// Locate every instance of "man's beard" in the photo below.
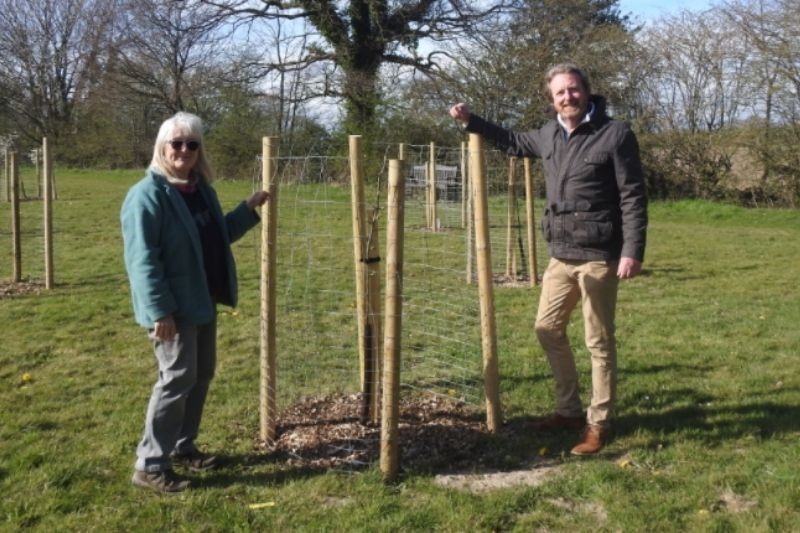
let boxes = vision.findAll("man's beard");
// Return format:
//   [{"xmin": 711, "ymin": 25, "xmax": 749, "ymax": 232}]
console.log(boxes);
[{"xmin": 559, "ymin": 104, "xmax": 584, "ymax": 119}]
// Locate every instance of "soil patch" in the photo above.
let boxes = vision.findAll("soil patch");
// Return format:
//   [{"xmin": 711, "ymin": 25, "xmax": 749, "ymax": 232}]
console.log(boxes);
[
  {"xmin": 0, "ymin": 280, "xmax": 44, "ymax": 299},
  {"xmin": 493, "ymin": 273, "xmax": 537, "ymax": 288},
  {"xmin": 434, "ymin": 461, "xmax": 563, "ymax": 492}
]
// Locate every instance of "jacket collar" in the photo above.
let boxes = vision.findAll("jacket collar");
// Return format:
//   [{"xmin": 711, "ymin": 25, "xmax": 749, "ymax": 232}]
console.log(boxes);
[
  {"xmin": 553, "ymin": 95, "xmax": 609, "ymax": 138},
  {"xmin": 548, "ymin": 95, "xmax": 608, "ymax": 123},
  {"xmin": 557, "ymin": 101, "xmax": 596, "ymax": 131},
  {"xmin": 149, "ymin": 169, "xmax": 204, "ymax": 265},
  {"xmin": 587, "ymin": 95, "xmax": 608, "ymax": 125}
]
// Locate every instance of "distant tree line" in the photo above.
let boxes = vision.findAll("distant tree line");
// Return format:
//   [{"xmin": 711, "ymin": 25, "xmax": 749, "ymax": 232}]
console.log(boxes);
[{"xmin": 0, "ymin": 0, "xmax": 797, "ymax": 205}]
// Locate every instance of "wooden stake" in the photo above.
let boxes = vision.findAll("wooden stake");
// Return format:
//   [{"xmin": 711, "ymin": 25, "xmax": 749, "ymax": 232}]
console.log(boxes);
[
  {"xmin": 4, "ymin": 149, "xmax": 9, "ymax": 202},
  {"xmin": 461, "ymin": 141, "xmax": 468, "ymax": 228},
  {"xmin": 466, "ymin": 142, "xmax": 474, "ymax": 285},
  {"xmin": 365, "ymin": 209, "xmax": 382, "ymax": 424},
  {"xmin": 43, "ymin": 139, "xmax": 54, "ymax": 289},
  {"xmin": 469, "ymin": 134, "xmax": 502, "ymax": 433},
  {"xmin": 260, "ymin": 136, "xmax": 279, "ymax": 446},
  {"xmin": 10, "ymin": 152, "xmax": 21, "ymax": 282},
  {"xmin": 428, "ymin": 142, "xmax": 437, "ymax": 231},
  {"xmin": 524, "ymin": 158, "xmax": 539, "ymax": 286},
  {"xmin": 349, "ymin": 135, "xmax": 368, "ymax": 393},
  {"xmin": 381, "ymin": 159, "xmax": 404, "ymax": 482},
  {"xmin": 35, "ymin": 149, "xmax": 42, "ymax": 199},
  {"xmin": 506, "ymin": 157, "xmax": 517, "ymax": 278}
]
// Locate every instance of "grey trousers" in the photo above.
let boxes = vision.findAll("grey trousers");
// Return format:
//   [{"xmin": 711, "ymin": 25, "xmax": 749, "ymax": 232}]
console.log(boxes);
[{"xmin": 134, "ymin": 314, "xmax": 217, "ymax": 472}]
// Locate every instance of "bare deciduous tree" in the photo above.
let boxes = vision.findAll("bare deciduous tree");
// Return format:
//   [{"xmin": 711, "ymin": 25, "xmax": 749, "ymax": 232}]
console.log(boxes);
[
  {"xmin": 202, "ymin": 0, "xmax": 514, "ymax": 133},
  {"xmin": 433, "ymin": 0, "xmax": 637, "ymax": 128},
  {"xmin": 637, "ymin": 9, "xmax": 750, "ymax": 133},
  {"xmin": 723, "ymin": 0, "xmax": 800, "ymax": 202},
  {"xmin": 111, "ymin": 0, "xmax": 237, "ymax": 115},
  {"xmin": 0, "ymin": 0, "xmax": 116, "ymax": 143},
  {"xmin": 723, "ymin": 0, "xmax": 800, "ymax": 123}
]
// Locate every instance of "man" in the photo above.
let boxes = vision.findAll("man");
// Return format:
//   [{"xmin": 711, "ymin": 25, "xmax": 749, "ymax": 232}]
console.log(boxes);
[{"xmin": 450, "ymin": 63, "xmax": 647, "ymax": 455}]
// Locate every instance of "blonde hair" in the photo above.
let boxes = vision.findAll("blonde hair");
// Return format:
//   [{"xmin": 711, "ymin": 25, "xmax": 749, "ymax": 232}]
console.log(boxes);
[{"xmin": 150, "ymin": 111, "xmax": 214, "ymax": 182}]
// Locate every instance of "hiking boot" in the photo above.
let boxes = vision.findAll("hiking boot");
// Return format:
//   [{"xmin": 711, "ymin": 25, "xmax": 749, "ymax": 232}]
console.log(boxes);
[
  {"xmin": 131, "ymin": 469, "xmax": 190, "ymax": 493},
  {"xmin": 171, "ymin": 449, "xmax": 219, "ymax": 472},
  {"xmin": 533, "ymin": 413, "xmax": 586, "ymax": 432},
  {"xmin": 570, "ymin": 425, "xmax": 608, "ymax": 456}
]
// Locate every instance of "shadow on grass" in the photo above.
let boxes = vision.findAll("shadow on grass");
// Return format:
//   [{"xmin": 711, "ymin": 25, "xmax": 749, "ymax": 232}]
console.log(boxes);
[
  {"xmin": 193, "ymin": 452, "xmax": 325, "ymax": 489},
  {"xmin": 615, "ymin": 400, "xmax": 800, "ymax": 444},
  {"xmin": 637, "ymin": 265, "xmax": 710, "ymax": 282},
  {"xmin": 196, "ymin": 418, "xmax": 538, "ymax": 487},
  {"xmin": 622, "ymin": 361, "xmax": 715, "ymax": 375},
  {"xmin": 491, "ymin": 393, "xmax": 800, "ymax": 470},
  {"xmin": 195, "ymin": 379, "xmax": 800, "ymax": 488},
  {"xmin": 614, "ymin": 363, "xmax": 800, "ymax": 444}
]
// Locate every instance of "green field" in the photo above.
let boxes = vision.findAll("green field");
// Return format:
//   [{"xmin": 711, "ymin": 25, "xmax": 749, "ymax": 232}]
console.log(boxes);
[{"xmin": 1, "ymin": 168, "xmax": 799, "ymax": 531}]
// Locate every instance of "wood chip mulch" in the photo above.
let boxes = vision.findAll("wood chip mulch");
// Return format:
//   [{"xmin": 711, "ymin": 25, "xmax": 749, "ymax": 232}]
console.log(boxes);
[
  {"xmin": 0, "ymin": 280, "xmax": 44, "ymax": 299},
  {"xmin": 266, "ymin": 392, "xmax": 490, "ymax": 472},
  {"xmin": 492, "ymin": 273, "xmax": 536, "ymax": 288}
]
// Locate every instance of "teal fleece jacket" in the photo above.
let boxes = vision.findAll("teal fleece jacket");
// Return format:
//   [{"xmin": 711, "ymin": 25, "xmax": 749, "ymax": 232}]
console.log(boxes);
[{"xmin": 121, "ymin": 170, "xmax": 260, "ymax": 328}]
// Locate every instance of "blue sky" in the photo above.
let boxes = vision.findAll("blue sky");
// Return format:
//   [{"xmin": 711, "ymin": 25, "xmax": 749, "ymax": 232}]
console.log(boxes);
[{"xmin": 618, "ymin": 0, "xmax": 716, "ymax": 23}]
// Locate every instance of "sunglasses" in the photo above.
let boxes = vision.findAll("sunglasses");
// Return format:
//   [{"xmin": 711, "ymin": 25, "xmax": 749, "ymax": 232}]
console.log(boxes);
[{"xmin": 167, "ymin": 139, "xmax": 200, "ymax": 151}]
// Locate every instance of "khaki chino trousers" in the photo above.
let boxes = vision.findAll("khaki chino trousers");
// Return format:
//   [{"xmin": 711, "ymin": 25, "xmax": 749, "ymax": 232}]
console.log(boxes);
[{"xmin": 535, "ymin": 258, "xmax": 619, "ymax": 428}]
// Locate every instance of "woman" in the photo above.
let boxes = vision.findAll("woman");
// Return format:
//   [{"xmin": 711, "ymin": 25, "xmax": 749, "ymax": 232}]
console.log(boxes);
[{"xmin": 121, "ymin": 111, "xmax": 268, "ymax": 493}]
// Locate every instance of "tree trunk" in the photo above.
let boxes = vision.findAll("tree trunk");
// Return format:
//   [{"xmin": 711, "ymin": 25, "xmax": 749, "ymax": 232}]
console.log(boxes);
[{"xmin": 343, "ymin": 66, "xmax": 380, "ymax": 134}]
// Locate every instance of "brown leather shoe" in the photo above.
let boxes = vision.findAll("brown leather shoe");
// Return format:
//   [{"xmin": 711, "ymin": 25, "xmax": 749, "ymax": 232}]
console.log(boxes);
[
  {"xmin": 171, "ymin": 449, "xmax": 219, "ymax": 472},
  {"xmin": 131, "ymin": 468, "xmax": 190, "ymax": 493},
  {"xmin": 533, "ymin": 413, "xmax": 586, "ymax": 431},
  {"xmin": 570, "ymin": 425, "xmax": 608, "ymax": 456}
]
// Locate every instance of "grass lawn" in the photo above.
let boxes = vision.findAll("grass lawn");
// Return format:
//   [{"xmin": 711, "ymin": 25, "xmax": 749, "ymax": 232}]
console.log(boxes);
[{"xmin": 1, "ymin": 167, "xmax": 798, "ymax": 531}]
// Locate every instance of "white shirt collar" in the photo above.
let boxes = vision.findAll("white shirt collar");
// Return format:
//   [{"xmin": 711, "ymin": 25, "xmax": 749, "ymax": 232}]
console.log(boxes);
[{"xmin": 557, "ymin": 101, "xmax": 595, "ymax": 131}]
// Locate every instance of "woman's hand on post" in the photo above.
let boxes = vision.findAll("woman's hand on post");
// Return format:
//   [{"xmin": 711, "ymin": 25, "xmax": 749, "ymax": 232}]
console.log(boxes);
[{"xmin": 246, "ymin": 191, "xmax": 270, "ymax": 210}]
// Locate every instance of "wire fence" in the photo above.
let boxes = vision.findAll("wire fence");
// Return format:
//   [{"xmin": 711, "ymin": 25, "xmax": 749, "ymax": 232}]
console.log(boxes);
[{"xmin": 252, "ymin": 140, "xmax": 551, "ymax": 471}]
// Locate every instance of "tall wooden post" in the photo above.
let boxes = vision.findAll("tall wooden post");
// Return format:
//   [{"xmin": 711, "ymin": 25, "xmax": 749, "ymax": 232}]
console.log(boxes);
[
  {"xmin": 43, "ymin": 139, "xmax": 54, "ymax": 289},
  {"xmin": 4, "ymin": 148, "xmax": 9, "ymax": 202},
  {"xmin": 469, "ymin": 134, "xmax": 502, "ymax": 433},
  {"xmin": 381, "ymin": 159, "xmax": 404, "ymax": 482},
  {"xmin": 505, "ymin": 157, "xmax": 518, "ymax": 278},
  {"xmin": 364, "ymin": 209, "xmax": 382, "ymax": 424},
  {"xmin": 35, "ymin": 149, "xmax": 42, "ymax": 199},
  {"xmin": 466, "ymin": 141, "xmax": 474, "ymax": 284},
  {"xmin": 349, "ymin": 135, "xmax": 369, "ymax": 394},
  {"xmin": 10, "ymin": 152, "xmax": 21, "ymax": 282},
  {"xmin": 426, "ymin": 143, "xmax": 431, "ymax": 229},
  {"xmin": 260, "ymin": 136, "xmax": 279, "ymax": 446},
  {"xmin": 461, "ymin": 141, "xmax": 468, "ymax": 228},
  {"xmin": 524, "ymin": 158, "xmax": 539, "ymax": 286},
  {"xmin": 428, "ymin": 142, "xmax": 437, "ymax": 231},
  {"xmin": 51, "ymin": 168, "xmax": 57, "ymax": 201}
]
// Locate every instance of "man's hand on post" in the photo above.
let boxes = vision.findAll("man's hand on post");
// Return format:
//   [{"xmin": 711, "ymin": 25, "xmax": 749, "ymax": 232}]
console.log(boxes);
[{"xmin": 449, "ymin": 103, "xmax": 471, "ymax": 125}]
